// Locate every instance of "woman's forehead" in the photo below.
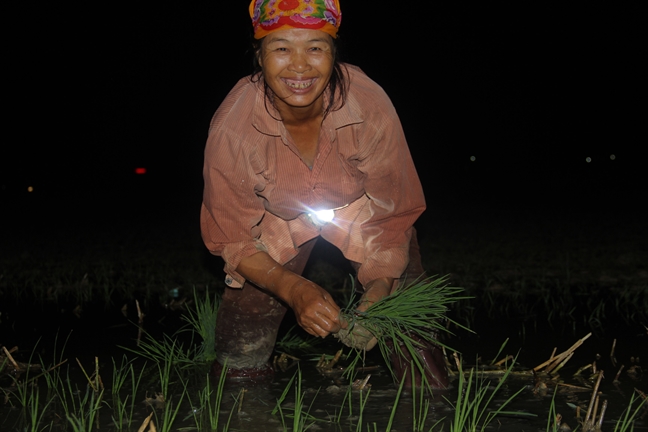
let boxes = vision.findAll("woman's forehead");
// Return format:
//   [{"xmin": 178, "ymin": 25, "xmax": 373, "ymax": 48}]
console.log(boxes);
[{"xmin": 264, "ymin": 28, "xmax": 333, "ymax": 44}]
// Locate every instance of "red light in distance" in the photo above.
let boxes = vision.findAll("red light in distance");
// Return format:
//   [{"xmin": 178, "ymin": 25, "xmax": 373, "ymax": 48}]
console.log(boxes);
[{"xmin": 135, "ymin": 167, "xmax": 147, "ymax": 174}]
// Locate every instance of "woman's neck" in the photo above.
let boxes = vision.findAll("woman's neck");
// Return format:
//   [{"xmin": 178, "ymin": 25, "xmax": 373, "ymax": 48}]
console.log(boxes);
[{"xmin": 273, "ymin": 94, "xmax": 325, "ymax": 127}]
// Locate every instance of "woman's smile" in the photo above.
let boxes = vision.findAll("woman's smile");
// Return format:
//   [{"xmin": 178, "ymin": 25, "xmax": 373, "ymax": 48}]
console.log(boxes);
[{"xmin": 282, "ymin": 77, "xmax": 318, "ymax": 91}]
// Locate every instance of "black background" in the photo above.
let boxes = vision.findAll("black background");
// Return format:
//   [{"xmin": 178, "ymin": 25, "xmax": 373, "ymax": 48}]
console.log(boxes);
[{"xmin": 2, "ymin": 2, "xmax": 644, "ymax": 225}]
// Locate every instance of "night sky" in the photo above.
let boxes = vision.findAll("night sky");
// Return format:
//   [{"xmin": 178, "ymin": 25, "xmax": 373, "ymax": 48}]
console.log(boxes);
[{"xmin": 2, "ymin": 2, "xmax": 644, "ymax": 225}]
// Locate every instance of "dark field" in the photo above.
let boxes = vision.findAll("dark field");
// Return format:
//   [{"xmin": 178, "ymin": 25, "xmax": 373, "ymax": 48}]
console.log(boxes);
[{"xmin": 1, "ymin": 178, "xmax": 646, "ymax": 431}]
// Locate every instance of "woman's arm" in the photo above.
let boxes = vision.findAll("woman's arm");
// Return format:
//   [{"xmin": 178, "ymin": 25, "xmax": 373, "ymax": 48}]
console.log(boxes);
[{"xmin": 236, "ymin": 251, "xmax": 344, "ymax": 338}]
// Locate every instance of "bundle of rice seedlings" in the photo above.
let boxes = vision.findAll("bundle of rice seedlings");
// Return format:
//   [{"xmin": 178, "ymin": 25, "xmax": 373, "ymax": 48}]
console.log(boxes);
[{"xmin": 337, "ymin": 275, "xmax": 470, "ymax": 384}]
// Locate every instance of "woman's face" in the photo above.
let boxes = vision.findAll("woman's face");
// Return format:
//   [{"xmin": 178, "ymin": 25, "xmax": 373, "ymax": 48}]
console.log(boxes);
[{"xmin": 259, "ymin": 28, "xmax": 334, "ymax": 116}]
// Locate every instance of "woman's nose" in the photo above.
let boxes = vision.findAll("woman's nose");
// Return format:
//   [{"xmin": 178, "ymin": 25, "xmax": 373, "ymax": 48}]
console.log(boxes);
[{"xmin": 288, "ymin": 51, "xmax": 311, "ymax": 72}]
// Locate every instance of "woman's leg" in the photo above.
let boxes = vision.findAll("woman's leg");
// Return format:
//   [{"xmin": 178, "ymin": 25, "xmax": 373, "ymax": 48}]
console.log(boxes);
[
  {"xmin": 351, "ymin": 227, "xmax": 449, "ymax": 389},
  {"xmin": 212, "ymin": 238, "xmax": 318, "ymax": 379},
  {"xmin": 390, "ymin": 227, "xmax": 449, "ymax": 389}
]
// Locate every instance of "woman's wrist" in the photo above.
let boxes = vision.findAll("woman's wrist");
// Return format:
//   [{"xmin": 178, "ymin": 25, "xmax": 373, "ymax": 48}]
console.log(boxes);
[
  {"xmin": 236, "ymin": 251, "xmax": 298, "ymax": 300},
  {"xmin": 357, "ymin": 277, "xmax": 393, "ymax": 312}
]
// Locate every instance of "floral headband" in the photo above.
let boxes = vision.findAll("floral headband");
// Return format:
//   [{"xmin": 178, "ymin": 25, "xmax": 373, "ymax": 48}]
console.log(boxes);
[{"xmin": 249, "ymin": 0, "xmax": 342, "ymax": 39}]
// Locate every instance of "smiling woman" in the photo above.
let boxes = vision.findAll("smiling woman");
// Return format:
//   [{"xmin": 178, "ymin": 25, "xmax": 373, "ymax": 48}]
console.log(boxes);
[{"xmin": 200, "ymin": 0, "xmax": 448, "ymax": 388}]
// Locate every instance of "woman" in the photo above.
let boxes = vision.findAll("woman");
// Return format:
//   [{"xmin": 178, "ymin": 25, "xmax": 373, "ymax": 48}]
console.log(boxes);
[{"xmin": 201, "ymin": 0, "xmax": 448, "ymax": 388}]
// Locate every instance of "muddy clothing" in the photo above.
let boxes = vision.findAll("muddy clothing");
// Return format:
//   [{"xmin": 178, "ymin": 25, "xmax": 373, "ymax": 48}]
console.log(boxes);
[{"xmin": 201, "ymin": 64, "xmax": 425, "ymax": 289}]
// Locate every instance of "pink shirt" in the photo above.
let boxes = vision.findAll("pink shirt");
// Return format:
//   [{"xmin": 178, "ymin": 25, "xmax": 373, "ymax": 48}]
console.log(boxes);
[{"xmin": 201, "ymin": 65, "xmax": 425, "ymax": 288}]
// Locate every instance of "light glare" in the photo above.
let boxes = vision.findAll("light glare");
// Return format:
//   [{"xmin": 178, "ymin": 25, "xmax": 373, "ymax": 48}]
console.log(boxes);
[{"xmin": 313, "ymin": 209, "xmax": 335, "ymax": 223}]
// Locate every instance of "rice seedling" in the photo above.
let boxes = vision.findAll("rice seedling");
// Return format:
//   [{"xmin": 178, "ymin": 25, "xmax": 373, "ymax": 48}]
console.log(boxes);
[
  {"xmin": 151, "ymin": 356, "xmax": 188, "ymax": 432},
  {"xmin": 384, "ymin": 372, "xmax": 407, "ymax": 432},
  {"xmin": 276, "ymin": 325, "xmax": 321, "ymax": 353},
  {"xmin": 339, "ymin": 276, "xmax": 470, "ymax": 388},
  {"xmin": 545, "ymin": 386, "xmax": 564, "ymax": 432},
  {"xmin": 3, "ymin": 369, "xmax": 54, "ymax": 432},
  {"xmin": 188, "ymin": 359, "xmax": 231, "ymax": 431},
  {"xmin": 354, "ymin": 385, "xmax": 371, "ymax": 432},
  {"xmin": 109, "ymin": 355, "xmax": 147, "ymax": 432},
  {"xmin": 332, "ymin": 372, "xmax": 356, "ymax": 424},
  {"xmin": 613, "ymin": 391, "xmax": 647, "ymax": 432},
  {"xmin": 274, "ymin": 366, "xmax": 320, "ymax": 431},
  {"xmin": 47, "ymin": 357, "xmax": 105, "ymax": 432},
  {"xmin": 24, "ymin": 383, "xmax": 54, "ymax": 432},
  {"xmin": 411, "ymin": 367, "xmax": 432, "ymax": 431},
  {"xmin": 444, "ymin": 354, "xmax": 530, "ymax": 432},
  {"xmin": 178, "ymin": 286, "xmax": 220, "ymax": 363},
  {"xmin": 120, "ymin": 329, "xmax": 198, "ymax": 369}
]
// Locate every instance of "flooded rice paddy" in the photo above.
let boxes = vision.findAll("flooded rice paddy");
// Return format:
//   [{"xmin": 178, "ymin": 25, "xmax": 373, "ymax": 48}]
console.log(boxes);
[{"xmin": 1, "ymin": 194, "xmax": 646, "ymax": 430}]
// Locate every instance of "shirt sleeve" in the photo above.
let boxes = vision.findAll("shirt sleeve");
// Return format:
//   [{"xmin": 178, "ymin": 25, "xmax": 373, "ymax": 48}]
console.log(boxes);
[
  {"xmin": 200, "ymin": 122, "xmax": 269, "ymax": 288},
  {"xmin": 352, "ymin": 94, "xmax": 426, "ymax": 286}
]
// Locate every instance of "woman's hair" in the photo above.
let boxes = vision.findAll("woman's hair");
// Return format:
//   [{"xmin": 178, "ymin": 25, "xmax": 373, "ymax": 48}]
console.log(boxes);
[{"xmin": 249, "ymin": 34, "xmax": 348, "ymax": 119}]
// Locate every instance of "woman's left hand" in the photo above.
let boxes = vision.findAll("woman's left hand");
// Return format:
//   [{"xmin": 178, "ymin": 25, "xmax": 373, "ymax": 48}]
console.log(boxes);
[
  {"xmin": 335, "ymin": 277, "xmax": 394, "ymax": 351},
  {"xmin": 356, "ymin": 277, "xmax": 394, "ymax": 312}
]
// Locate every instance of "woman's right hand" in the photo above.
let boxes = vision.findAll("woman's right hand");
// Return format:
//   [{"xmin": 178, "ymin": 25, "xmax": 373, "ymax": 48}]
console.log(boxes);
[
  {"xmin": 235, "ymin": 251, "xmax": 344, "ymax": 338},
  {"xmin": 283, "ymin": 278, "xmax": 344, "ymax": 338}
]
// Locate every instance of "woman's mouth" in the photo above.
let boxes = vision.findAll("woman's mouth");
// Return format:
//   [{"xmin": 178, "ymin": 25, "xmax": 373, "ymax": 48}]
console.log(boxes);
[{"xmin": 282, "ymin": 78, "xmax": 317, "ymax": 90}]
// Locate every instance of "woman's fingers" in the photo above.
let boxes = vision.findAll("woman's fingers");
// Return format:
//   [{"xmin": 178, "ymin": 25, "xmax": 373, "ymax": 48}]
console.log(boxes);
[{"xmin": 288, "ymin": 281, "xmax": 342, "ymax": 337}]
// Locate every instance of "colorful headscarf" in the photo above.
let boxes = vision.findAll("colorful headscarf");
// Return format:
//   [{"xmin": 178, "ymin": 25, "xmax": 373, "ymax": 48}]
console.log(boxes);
[{"xmin": 249, "ymin": 0, "xmax": 342, "ymax": 39}]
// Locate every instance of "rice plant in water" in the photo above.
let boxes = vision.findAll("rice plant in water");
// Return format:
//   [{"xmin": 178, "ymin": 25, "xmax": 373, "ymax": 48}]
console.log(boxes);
[
  {"xmin": 339, "ymin": 275, "xmax": 470, "ymax": 386},
  {"xmin": 3, "ymin": 370, "xmax": 54, "ymax": 432},
  {"xmin": 50, "ymin": 357, "xmax": 105, "ymax": 432},
  {"xmin": 178, "ymin": 287, "xmax": 220, "ymax": 363},
  {"xmin": 613, "ymin": 391, "xmax": 647, "ymax": 432},
  {"xmin": 445, "ymin": 355, "xmax": 529, "ymax": 432},
  {"xmin": 109, "ymin": 355, "xmax": 147, "ymax": 432},
  {"xmin": 121, "ymin": 329, "xmax": 198, "ymax": 369},
  {"xmin": 152, "ymin": 354, "xmax": 188, "ymax": 432},
  {"xmin": 188, "ymin": 359, "xmax": 236, "ymax": 431},
  {"xmin": 273, "ymin": 366, "xmax": 320, "ymax": 431},
  {"xmin": 276, "ymin": 325, "xmax": 321, "ymax": 353}
]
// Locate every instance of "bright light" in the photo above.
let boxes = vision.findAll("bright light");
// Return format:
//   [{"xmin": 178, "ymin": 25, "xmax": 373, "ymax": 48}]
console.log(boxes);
[
  {"xmin": 313, "ymin": 209, "xmax": 335, "ymax": 223},
  {"xmin": 610, "ymin": 154, "xmax": 616, "ymax": 160},
  {"xmin": 135, "ymin": 167, "xmax": 147, "ymax": 174},
  {"xmin": 585, "ymin": 157, "xmax": 592, "ymax": 163},
  {"xmin": 470, "ymin": 156, "xmax": 476, "ymax": 162},
  {"xmin": 27, "ymin": 186, "xmax": 34, "ymax": 192}
]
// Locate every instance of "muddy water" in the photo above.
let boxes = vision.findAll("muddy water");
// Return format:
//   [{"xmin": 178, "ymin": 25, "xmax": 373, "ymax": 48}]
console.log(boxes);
[
  {"xmin": 1, "ymin": 301, "xmax": 646, "ymax": 431},
  {"xmin": 169, "ymin": 340, "xmax": 646, "ymax": 432}
]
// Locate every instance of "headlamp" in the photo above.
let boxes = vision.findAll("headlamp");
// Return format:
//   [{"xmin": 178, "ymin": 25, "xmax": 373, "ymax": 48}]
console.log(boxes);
[
  {"xmin": 311, "ymin": 209, "xmax": 335, "ymax": 223},
  {"xmin": 306, "ymin": 204, "xmax": 348, "ymax": 228}
]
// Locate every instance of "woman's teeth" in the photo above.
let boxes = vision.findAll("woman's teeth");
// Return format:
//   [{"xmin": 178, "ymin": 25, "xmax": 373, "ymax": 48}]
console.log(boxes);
[{"xmin": 284, "ymin": 79, "xmax": 314, "ymax": 89}]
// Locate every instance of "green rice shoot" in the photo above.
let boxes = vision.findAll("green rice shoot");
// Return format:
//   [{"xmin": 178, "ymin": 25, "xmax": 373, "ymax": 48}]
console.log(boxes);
[{"xmin": 340, "ymin": 275, "xmax": 471, "ymax": 385}]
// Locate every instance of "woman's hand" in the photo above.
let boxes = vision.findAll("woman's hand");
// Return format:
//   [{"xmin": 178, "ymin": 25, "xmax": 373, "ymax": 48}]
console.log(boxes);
[
  {"xmin": 356, "ymin": 277, "xmax": 394, "ymax": 312},
  {"xmin": 335, "ymin": 277, "xmax": 395, "ymax": 351},
  {"xmin": 235, "ymin": 251, "xmax": 344, "ymax": 338},
  {"xmin": 283, "ymin": 278, "xmax": 344, "ymax": 338}
]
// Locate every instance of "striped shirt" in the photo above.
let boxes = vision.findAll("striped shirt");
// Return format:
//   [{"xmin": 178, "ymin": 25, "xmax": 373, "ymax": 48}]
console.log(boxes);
[{"xmin": 201, "ymin": 65, "xmax": 425, "ymax": 288}]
